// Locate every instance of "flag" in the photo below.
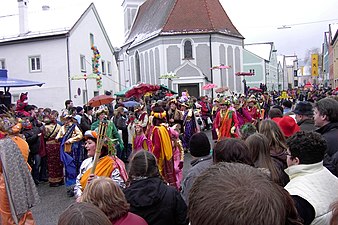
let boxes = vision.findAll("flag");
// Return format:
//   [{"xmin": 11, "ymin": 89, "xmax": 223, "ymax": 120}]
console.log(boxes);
[{"xmin": 311, "ymin": 54, "xmax": 318, "ymax": 76}]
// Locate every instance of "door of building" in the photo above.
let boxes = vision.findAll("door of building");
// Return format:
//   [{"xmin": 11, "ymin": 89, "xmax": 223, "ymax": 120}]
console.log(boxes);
[{"xmin": 178, "ymin": 83, "xmax": 200, "ymax": 98}]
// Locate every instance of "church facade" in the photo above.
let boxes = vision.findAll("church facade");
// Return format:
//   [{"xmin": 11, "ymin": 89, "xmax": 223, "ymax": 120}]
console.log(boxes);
[{"xmin": 118, "ymin": 0, "xmax": 245, "ymax": 97}]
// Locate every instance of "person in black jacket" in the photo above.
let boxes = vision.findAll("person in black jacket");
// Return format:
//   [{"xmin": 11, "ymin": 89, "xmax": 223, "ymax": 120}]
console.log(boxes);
[
  {"xmin": 124, "ymin": 150, "xmax": 188, "ymax": 225},
  {"xmin": 79, "ymin": 105, "xmax": 93, "ymax": 134},
  {"xmin": 293, "ymin": 101, "xmax": 315, "ymax": 131},
  {"xmin": 22, "ymin": 117, "xmax": 42, "ymax": 185},
  {"xmin": 314, "ymin": 97, "xmax": 338, "ymax": 176}
]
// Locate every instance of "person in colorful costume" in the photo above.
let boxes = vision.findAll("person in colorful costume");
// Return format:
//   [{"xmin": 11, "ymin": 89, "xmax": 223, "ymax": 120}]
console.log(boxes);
[
  {"xmin": 43, "ymin": 115, "xmax": 63, "ymax": 187},
  {"xmin": 15, "ymin": 92, "xmax": 30, "ymax": 118},
  {"xmin": 150, "ymin": 106, "xmax": 176, "ymax": 188},
  {"xmin": 169, "ymin": 126, "xmax": 184, "ymax": 189},
  {"xmin": 55, "ymin": 114, "xmax": 83, "ymax": 197},
  {"xmin": 167, "ymin": 100, "xmax": 183, "ymax": 133},
  {"xmin": 214, "ymin": 99, "xmax": 239, "ymax": 140},
  {"xmin": 91, "ymin": 106, "xmax": 124, "ymax": 154},
  {"xmin": 132, "ymin": 120, "xmax": 148, "ymax": 154},
  {"xmin": 243, "ymin": 96, "xmax": 261, "ymax": 126},
  {"xmin": 0, "ymin": 111, "xmax": 39, "ymax": 225},
  {"xmin": 135, "ymin": 105, "xmax": 148, "ymax": 133},
  {"xmin": 181, "ymin": 103, "xmax": 199, "ymax": 151},
  {"xmin": 74, "ymin": 130, "xmax": 128, "ymax": 199}
]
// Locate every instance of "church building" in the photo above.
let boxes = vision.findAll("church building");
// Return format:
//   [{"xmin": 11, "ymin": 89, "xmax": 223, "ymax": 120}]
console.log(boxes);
[{"xmin": 118, "ymin": 0, "xmax": 244, "ymax": 97}]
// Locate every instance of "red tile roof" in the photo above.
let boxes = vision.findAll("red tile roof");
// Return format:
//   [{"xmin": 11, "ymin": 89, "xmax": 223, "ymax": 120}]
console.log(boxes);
[{"xmin": 125, "ymin": 0, "xmax": 243, "ymax": 47}]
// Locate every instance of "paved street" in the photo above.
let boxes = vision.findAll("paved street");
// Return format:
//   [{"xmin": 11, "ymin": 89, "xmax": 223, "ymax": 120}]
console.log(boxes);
[{"xmin": 31, "ymin": 130, "xmax": 212, "ymax": 225}]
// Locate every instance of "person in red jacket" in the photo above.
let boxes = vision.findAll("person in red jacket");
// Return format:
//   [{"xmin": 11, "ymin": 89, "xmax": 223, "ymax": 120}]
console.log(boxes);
[{"xmin": 199, "ymin": 96, "xmax": 212, "ymax": 130}]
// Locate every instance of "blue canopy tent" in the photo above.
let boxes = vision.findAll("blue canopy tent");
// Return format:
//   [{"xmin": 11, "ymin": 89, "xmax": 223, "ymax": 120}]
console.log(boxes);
[
  {"xmin": 0, "ymin": 69, "xmax": 44, "ymax": 91},
  {"xmin": 0, "ymin": 69, "xmax": 44, "ymax": 110}
]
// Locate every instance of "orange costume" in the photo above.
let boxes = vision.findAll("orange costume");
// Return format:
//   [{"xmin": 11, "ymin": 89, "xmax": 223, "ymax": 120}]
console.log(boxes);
[{"xmin": 0, "ymin": 135, "xmax": 38, "ymax": 225}]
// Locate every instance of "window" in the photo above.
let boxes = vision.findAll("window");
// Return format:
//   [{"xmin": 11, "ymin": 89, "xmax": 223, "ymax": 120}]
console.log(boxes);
[
  {"xmin": 90, "ymin": 33, "xmax": 94, "ymax": 46},
  {"xmin": 184, "ymin": 40, "xmax": 193, "ymax": 59},
  {"xmin": 0, "ymin": 59, "xmax": 5, "ymax": 69},
  {"xmin": 29, "ymin": 56, "xmax": 41, "ymax": 72},
  {"xmin": 107, "ymin": 61, "xmax": 112, "ymax": 76},
  {"xmin": 80, "ymin": 55, "xmax": 86, "ymax": 72},
  {"xmin": 101, "ymin": 60, "xmax": 106, "ymax": 75}
]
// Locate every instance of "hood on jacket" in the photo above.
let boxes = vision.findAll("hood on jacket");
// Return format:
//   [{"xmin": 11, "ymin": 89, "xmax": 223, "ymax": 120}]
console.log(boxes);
[{"xmin": 124, "ymin": 177, "xmax": 167, "ymax": 208}]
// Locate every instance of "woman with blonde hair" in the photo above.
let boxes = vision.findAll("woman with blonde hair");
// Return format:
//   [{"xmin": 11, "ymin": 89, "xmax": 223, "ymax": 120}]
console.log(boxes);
[
  {"xmin": 81, "ymin": 177, "xmax": 147, "ymax": 225},
  {"xmin": 245, "ymin": 133, "xmax": 283, "ymax": 186},
  {"xmin": 258, "ymin": 120, "xmax": 289, "ymax": 186}
]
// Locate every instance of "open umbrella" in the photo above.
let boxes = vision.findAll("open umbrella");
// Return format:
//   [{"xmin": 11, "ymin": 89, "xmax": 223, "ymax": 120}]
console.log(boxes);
[
  {"xmin": 304, "ymin": 82, "xmax": 313, "ymax": 90},
  {"xmin": 88, "ymin": 95, "xmax": 115, "ymax": 107},
  {"xmin": 125, "ymin": 83, "xmax": 160, "ymax": 98},
  {"xmin": 210, "ymin": 65, "xmax": 231, "ymax": 70},
  {"xmin": 215, "ymin": 87, "xmax": 229, "ymax": 93},
  {"xmin": 123, "ymin": 100, "xmax": 140, "ymax": 108},
  {"xmin": 249, "ymin": 87, "xmax": 263, "ymax": 92},
  {"xmin": 235, "ymin": 72, "xmax": 255, "ymax": 76},
  {"xmin": 202, "ymin": 83, "xmax": 217, "ymax": 90}
]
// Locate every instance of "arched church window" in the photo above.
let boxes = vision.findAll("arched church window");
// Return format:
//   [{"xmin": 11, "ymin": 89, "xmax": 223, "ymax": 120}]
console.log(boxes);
[
  {"xmin": 184, "ymin": 40, "xmax": 193, "ymax": 59},
  {"xmin": 135, "ymin": 51, "xmax": 141, "ymax": 82}
]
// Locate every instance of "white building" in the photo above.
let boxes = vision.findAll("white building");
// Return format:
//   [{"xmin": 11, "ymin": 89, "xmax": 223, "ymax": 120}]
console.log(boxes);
[
  {"xmin": 118, "ymin": 0, "xmax": 244, "ymax": 98},
  {"xmin": 0, "ymin": 1, "xmax": 118, "ymax": 111}
]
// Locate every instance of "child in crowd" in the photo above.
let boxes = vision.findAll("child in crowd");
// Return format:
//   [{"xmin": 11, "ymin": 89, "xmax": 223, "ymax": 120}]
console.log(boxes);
[{"xmin": 132, "ymin": 120, "xmax": 148, "ymax": 154}]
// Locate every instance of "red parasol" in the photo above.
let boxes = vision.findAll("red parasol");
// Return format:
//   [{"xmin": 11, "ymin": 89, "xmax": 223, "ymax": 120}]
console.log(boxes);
[
  {"xmin": 249, "ymin": 87, "xmax": 263, "ymax": 92},
  {"xmin": 235, "ymin": 72, "xmax": 255, "ymax": 76},
  {"xmin": 202, "ymin": 83, "xmax": 217, "ymax": 90},
  {"xmin": 215, "ymin": 87, "xmax": 229, "ymax": 93},
  {"xmin": 88, "ymin": 95, "xmax": 115, "ymax": 107},
  {"xmin": 210, "ymin": 65, "xmax": 231, "ymax": 70},
  {"xmin": 304, "ymin": 82, "xmax": 313, "ymax": 90},
  {"xmin": 125, "ymin": 83, "xmax": 160, "ymax": 98}
]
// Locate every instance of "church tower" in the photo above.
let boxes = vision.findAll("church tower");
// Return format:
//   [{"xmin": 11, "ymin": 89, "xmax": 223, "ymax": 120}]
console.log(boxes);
[{"xmin": 122, "ymin": 0, "xmax": 145, "ymax": 39}]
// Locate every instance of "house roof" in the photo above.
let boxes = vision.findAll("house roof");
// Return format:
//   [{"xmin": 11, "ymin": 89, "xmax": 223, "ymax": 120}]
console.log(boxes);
[
  {"xmin": 125, "ymin": 0, "xmax": 243, "ymax": 48},
  {"xmin": 244, "ymin": 42, "xmax": 274, "ymax": 61},
  {"xmin": 0, "ymin": 2, "xmax": 113, "ymax": 51},
  {"xmin": 330, "ymin": 23, "xmax": 338, "ymax": 44}
]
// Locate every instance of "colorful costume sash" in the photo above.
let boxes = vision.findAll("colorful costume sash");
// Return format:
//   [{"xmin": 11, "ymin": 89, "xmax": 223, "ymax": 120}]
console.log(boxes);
[{"xmin": 80, "ymin": 156, "xmax": 115, "ymax": 190}]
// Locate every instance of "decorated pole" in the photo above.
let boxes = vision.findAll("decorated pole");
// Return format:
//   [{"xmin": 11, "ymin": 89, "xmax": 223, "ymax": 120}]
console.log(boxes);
[{"xmin": 90, "ymin": 120, "xmax": 108, "ymax": 174}]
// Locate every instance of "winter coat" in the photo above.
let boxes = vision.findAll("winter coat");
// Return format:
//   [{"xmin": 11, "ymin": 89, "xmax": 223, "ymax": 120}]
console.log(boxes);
[
  {"xmin": 181, "ymin": 155, "xmax": 213, "ymax": 204},
  {"xmin": 270, "ymin": 150, "xmax": 290, "ymax": 186},
  {"xmin": 22, "ymin": 126, "xmax": 41, "ymax": 155},
  {"xmin": 124, "ymin": 177, "xmax": 188, "ymax": 225},
  {"xmin": 316, "ymin": 122, "xmax": 338, "ymax": 176},
  {"xmin": 297, "ymin": 118, "xmax": 315, "ymax": 131}
]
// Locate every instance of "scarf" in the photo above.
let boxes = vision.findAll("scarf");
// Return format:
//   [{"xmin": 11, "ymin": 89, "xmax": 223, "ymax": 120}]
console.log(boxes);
[{"xmin": 0, "ymin": 137, "xmax": 39, "ymax": 224}]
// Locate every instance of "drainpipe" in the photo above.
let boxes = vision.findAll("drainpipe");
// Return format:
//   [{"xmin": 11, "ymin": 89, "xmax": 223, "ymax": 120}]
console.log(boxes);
[
  {"xmin": 66, "ymin": 35, "xmax": 72, "ymax": 100},
  {"xmin": 209, "ymin": 34, "xmax": 214, "ymax": 99}
]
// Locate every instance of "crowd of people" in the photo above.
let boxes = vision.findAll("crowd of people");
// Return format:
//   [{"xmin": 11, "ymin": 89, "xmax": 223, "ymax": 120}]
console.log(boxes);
[{"xmin": 0, "ymin": 86, "xmax": 338, "ymax": 224}]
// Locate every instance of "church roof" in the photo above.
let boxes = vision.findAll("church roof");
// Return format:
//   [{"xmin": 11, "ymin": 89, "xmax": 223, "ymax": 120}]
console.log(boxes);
[{"xmin": 125, "ymin": 0, "xmax": 243, "ymax": 48}]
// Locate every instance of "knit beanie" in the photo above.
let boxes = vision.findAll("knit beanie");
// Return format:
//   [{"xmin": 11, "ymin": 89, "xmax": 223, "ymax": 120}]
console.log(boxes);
[{"xmin": 189, "ymin": 132, "xmax": 211, "ymax": 157}]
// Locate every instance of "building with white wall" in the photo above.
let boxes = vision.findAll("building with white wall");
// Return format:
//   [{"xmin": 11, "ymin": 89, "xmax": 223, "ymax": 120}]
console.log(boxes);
[{"xmin": 0, "ymin": 2, "xmax": 118, "ymax": 111}]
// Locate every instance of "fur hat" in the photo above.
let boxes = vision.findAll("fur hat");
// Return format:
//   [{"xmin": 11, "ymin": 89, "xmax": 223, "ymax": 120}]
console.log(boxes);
[
  {"xmin": 95, "ymin": 105, "xmax": 108, "ymax": 116},
  {"xmin": 293, "ymin": 101, "xmax": 313, "ymax": 116},
  {"xmin": 189, "ymin": 132, "xmax": 211, "ymax": 157},
  {"xmin": 277, "ymin": 116, "xmax": 300, "ymax": 138}
]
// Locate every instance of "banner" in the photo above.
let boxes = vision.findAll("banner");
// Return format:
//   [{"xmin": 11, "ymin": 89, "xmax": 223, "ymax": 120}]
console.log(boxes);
[{"xmin": 311, "ymin": 54, "xmax": 318, "ymax": 76}]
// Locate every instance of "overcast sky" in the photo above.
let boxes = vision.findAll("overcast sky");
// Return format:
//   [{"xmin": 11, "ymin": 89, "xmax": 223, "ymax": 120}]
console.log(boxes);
[{"xmin": 1, "ymin": 0, "xmax": 338, "ymax": 59}]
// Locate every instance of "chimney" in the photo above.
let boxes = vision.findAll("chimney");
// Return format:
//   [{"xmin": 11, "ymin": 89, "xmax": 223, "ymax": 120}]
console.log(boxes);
[{"xmin": 18, "ymin": 0, "xmax": 29, "ymax": 35}]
